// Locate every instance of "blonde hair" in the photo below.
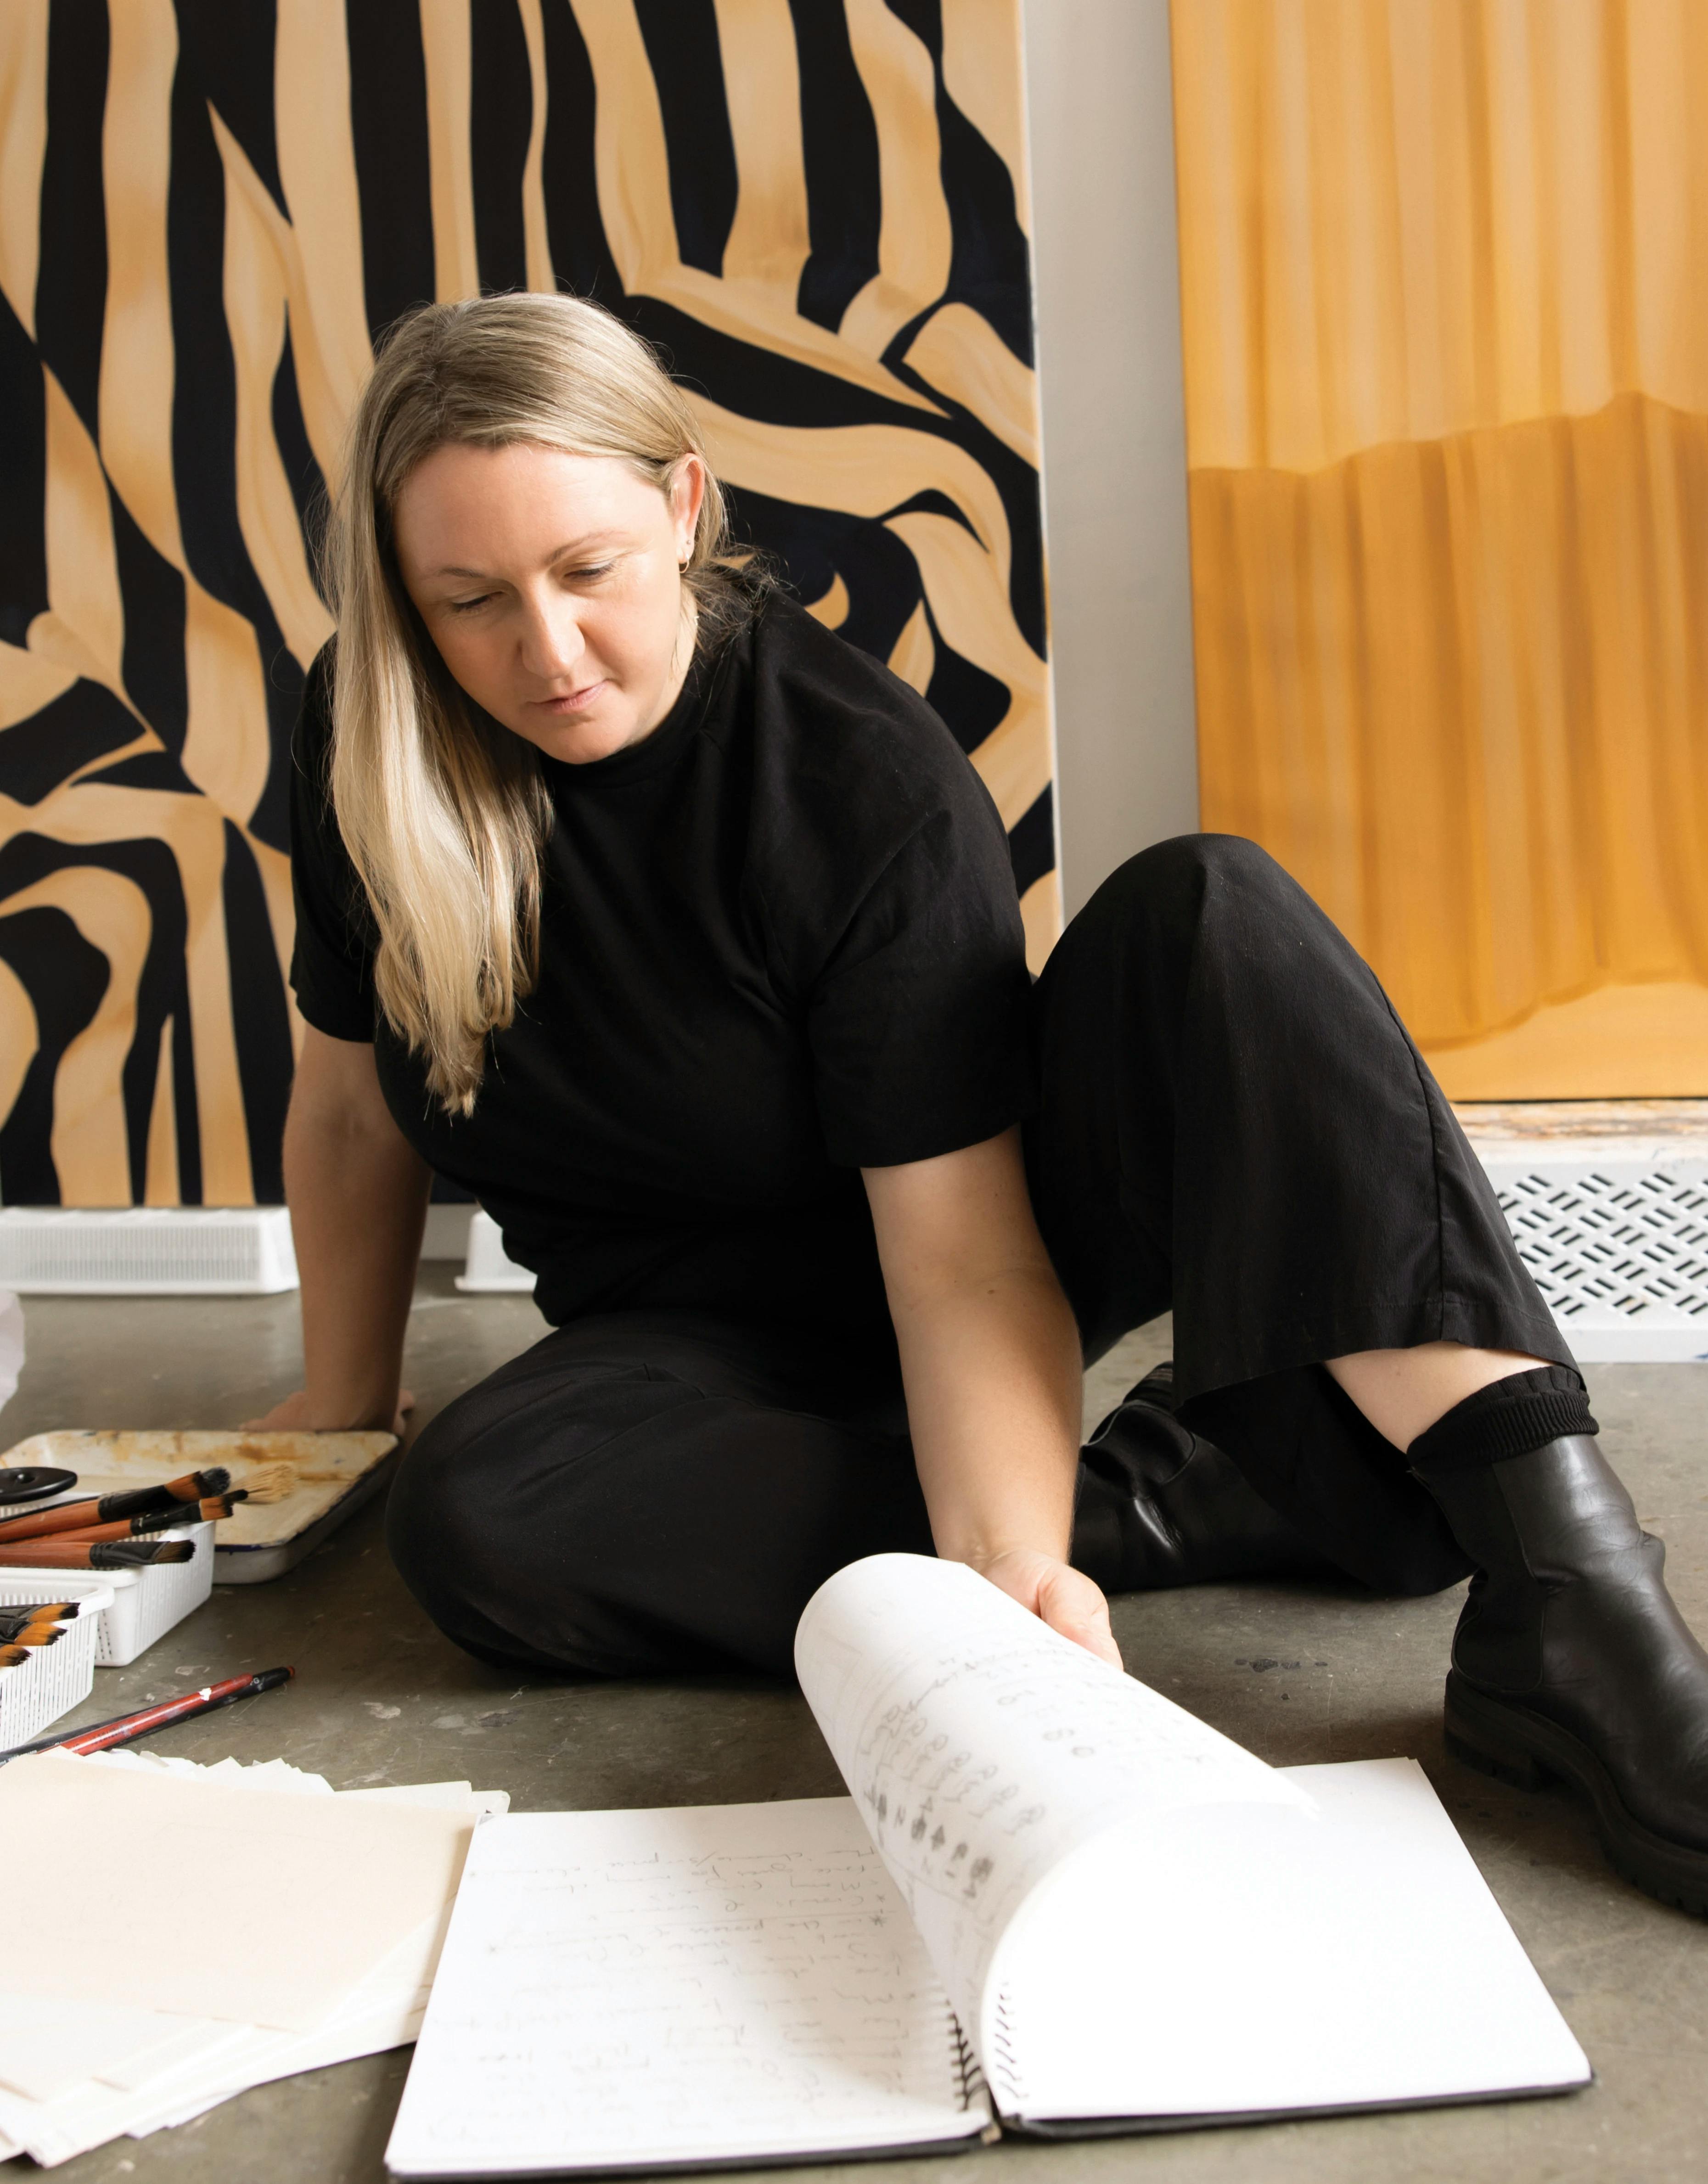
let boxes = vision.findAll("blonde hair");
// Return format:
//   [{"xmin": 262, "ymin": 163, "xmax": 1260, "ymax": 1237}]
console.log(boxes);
[{"xmin": 324, "ymin": 292, "xmax": 758, "ymax": 1115}]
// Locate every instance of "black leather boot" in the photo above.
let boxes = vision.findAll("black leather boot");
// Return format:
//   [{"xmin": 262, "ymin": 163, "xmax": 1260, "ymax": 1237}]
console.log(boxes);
[
  {"xmin": 1075, "ymin": 1363, "xmax": 1338, "ymax": 1591},
  {"xmin": 1422, "ymin": 1436, "xmax": 1708, "ymax": 1915}
]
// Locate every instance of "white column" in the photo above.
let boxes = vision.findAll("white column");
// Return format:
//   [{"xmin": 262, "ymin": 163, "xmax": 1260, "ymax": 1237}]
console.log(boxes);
[{"xmin": 1023, "ymin": 0, "xmax": 1199, "ymax": 919}]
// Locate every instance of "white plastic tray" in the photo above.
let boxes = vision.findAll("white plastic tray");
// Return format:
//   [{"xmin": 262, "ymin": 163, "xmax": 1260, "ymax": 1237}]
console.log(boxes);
[
  {"xmin": 0, "ymin": 1584, "xmax": 112, "ymax": 1751},
  {"xmin": 456, "ymin": 1209, "xmax": 536, "ymax": 1292},
  {"xmin": 0, "ymin": 1525, "xmax": 213, "ymax": 1667}
]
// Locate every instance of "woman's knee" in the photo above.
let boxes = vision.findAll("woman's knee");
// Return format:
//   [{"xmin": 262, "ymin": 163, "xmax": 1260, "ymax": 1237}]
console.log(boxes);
[
  {"xmin": 1088, "ymin": 833, "xmax": 1298, "ymax": 935},
  {"xmin": 1040, "ymin": 835, "xmax": 1317, "ymax": 1028},
  {"xmin": 385, "ymin": 1400, "xmax": 520, "ymax": 1625},
  {"xmin": 384, "ymin": 1363, "xmax": 717, "ymax": 1676},
  {"xmin": 1056, "ymin": 833, "xmax": 1373, "ymax": 1030},
  {"xmin": 387, "ymin": 1422, "xmax": 632, "ymax": 1675}
]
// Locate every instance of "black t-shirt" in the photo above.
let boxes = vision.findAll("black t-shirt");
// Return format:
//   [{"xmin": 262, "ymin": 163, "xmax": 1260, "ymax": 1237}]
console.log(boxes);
[{"xmin": 289, "ymin": 594, "xmax": 1035, "ymax": 1333}]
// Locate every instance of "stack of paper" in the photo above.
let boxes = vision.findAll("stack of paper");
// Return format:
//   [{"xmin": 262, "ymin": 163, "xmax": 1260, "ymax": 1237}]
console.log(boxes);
[{"xmin": 0, "ymin": 1749, "xmax": 506, "ymax": 2168}]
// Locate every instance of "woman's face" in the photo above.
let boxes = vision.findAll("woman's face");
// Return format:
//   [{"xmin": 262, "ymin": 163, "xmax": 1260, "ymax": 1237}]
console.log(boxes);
[{"xmin": 392, "ymin": 441, "xmax": 705, "ymax": 764}]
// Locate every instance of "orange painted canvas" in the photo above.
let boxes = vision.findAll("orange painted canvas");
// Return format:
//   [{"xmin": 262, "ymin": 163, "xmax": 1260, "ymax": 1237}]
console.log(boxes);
[{"xmin": 1173, "ymin": 0, "xmax": 1708, "ymax": 1097}]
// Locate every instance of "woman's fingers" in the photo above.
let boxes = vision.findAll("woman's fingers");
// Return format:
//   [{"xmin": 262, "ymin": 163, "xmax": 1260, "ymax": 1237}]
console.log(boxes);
[
  {"xmin": 1035, "ymin": 1561, "xmax": 1124, "ymax": 1669},
  {"xmin": 239, "ymin": 1389, "xmax": 416, "ymax": 1435},
  {"xmin": 239, "ymin": 1390, "xmax": 317, "ymax": 1432},
  {"xmin": 976, "ymin": 1549, "xmax": 1124, "ymax": 1671}
]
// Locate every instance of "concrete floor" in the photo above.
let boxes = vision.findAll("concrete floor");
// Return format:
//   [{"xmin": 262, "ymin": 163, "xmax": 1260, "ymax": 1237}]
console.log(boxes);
[{"xmin": 2, "ymin": 1271, "xmax": 1705, "ymax": 2184}]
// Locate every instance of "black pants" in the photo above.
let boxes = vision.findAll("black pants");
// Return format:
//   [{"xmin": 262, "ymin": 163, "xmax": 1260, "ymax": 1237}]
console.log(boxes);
[{"xmin": 389, "ymin": 838, "xmax": 1570, "ymax": 1679}]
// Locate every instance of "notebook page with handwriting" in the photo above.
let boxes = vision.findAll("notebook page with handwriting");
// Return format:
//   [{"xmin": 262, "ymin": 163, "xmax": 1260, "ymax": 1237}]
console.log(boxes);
[
  {"xmin": 794, "ymin": 1555, "xmax": 1307, "ymax": 2044},
  {"xmin": 385, "ymin": 1797, "xmax": 990, "ymax": 2179}
]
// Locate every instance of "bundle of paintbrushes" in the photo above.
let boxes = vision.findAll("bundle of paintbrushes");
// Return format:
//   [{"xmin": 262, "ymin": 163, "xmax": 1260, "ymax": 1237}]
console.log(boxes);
[
  {"xmin": 0, "ymin": 1468, "xmax": 245, "ymax": 1570},
  {"xmin": 0, "ymin": 1599, "xmax": 75, "ymax": 1670}
]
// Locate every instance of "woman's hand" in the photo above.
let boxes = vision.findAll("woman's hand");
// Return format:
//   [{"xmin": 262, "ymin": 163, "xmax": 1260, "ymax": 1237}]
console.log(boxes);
[
  {"xmin": 241, "ymin": 1387, "xmax": 416, "ymax": 1438},
  {"xmin": 974, "ymin": 1547, "xmax": 1123, "ymax": 1670}
]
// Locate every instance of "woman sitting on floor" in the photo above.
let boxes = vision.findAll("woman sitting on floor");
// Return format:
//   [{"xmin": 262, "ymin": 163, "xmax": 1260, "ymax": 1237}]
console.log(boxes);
[{"xmin": 258, "ymin": 292, "xmax": 1708, "ymax": 1918}]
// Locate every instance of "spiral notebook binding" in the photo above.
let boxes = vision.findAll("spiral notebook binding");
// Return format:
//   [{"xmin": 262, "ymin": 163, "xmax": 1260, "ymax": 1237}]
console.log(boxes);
[
  {"xmin": 984, "ymin": 1988, "xmax": 1027, "ymax": 2115},
  {"xmin": 947, "ymin": 2007, "xmax": 988, "ymax": 2115}
]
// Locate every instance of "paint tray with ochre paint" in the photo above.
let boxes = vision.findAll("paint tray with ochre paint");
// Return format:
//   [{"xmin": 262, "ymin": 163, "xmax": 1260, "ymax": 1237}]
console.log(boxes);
[{"xmin": 0, "ymin": 1430, "xmax": 398, "ymax": 1583}]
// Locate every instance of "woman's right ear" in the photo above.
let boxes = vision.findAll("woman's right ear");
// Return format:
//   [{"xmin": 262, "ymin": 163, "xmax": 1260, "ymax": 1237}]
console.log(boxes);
[{"xmin": 670, "ymin": 454, "xmax": 707, "ymax": 562}]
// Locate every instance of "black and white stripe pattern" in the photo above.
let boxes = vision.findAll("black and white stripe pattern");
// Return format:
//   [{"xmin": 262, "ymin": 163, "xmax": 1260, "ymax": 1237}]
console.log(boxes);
[{"xmin": 0, "ymin": 0, "xmax": 1052, "ymax": 1206}]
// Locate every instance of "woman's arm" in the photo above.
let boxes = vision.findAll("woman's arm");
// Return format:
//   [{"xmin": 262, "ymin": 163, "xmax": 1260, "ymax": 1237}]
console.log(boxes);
[
  {"xmin": 862, "ymin": 1127, "xmax": 1121, "ymax": 1666},
  {"xmin": 247, "ymin": 1026, "xmax": 432, "ymax": 1434}
]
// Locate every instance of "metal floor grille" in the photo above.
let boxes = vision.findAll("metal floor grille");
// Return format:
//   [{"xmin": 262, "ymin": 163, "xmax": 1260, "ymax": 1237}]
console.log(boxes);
[{"xmin": 1485, "ymin": 1159, "xmax": 1708, "ymax": 1361}]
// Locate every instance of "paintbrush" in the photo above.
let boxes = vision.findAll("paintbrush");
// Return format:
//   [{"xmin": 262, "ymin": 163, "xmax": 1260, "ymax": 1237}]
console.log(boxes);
[
  {"xmin": 0, "ymin": 1603, "xmax": 76, "ymax": 1638},
  {"xmin": 0, "ymin": 1469, "xmax": 234, "ymax": 1544},
  {"xmin": 0, "ymin": 1539, "xmax": 197, "ymax": 1570},
  {"xmin": 229, "ymin": 1461, "xmax": 298, "ymax": 1504},
  {"xmin": 45, "ymin": 1494, "xmax": 244, "ymax": 1544},
  {"xmin": 0, "ymin": 1666, "xmax": 295, "ymax": 1759}
]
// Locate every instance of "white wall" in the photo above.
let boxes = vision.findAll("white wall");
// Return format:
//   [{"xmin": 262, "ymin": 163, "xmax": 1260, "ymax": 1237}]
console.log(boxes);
[{"xmin": 1023, "ymin": 0, "xmax": 1199, "ymax": 919}]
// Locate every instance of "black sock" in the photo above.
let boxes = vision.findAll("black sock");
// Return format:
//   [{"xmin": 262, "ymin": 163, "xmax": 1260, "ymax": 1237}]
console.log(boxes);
[{"xmin": 1407, "ymin": 1365, "xmax": 1598, "ymax": 1474}]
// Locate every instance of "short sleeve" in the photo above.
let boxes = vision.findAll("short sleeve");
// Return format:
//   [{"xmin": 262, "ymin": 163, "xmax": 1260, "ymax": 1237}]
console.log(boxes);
[
  {"xmin": 288, "ymin": 647, "xmax": 379, "ymax": 1042},
  {"xmin": 806, "ymin": 790, "xmax": 1035, "ymax": 1170}
]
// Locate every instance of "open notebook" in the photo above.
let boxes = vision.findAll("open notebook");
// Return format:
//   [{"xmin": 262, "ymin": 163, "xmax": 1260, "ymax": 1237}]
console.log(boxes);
[{"xmin": 386, "ymin": 1555, "xmax": 1589, "ymax": 2178}]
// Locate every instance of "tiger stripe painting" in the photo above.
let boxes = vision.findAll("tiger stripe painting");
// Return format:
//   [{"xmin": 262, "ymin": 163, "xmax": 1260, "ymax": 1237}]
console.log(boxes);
[{"xmin": 0, "ymin": 0, "xmax": 1055, "ymax": 1209}]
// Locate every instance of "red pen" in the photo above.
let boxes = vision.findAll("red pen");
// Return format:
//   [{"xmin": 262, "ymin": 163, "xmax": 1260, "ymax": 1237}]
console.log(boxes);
[{"xmin": 0, "ymin": 1667, "xmax": 296, "ymax": 1764}]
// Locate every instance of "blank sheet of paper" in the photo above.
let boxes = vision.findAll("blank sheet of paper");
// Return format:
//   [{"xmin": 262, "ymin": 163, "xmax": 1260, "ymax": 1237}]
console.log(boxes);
[
  {"xmin": 988, "ymin": 1758, "xmax": 1590, "ymax": 2122},
  {"xmin": 0, "ymin": 1997, "xmax": 209, "ymax": 2105},
  {"xmin": 0, "ymin": 1752, "xmax": 473, "ymax": 2032},
  {"xmin": 386, "ymin": 1797, "xmax": 989, "ymax": 2179}
]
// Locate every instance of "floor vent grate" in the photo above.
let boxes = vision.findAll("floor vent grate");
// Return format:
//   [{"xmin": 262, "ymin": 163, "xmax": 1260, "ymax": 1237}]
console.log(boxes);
[
  {"xmin": 1484, "ymin": 1160, "xmax": 1708, "ymax": 1361},
  {"xmin": 0, "ymin": 1208, "xmax": 298, "ymax": 1295}
]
